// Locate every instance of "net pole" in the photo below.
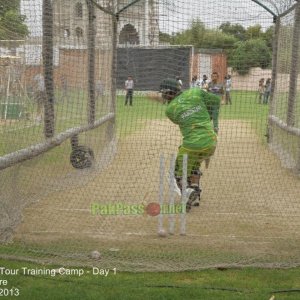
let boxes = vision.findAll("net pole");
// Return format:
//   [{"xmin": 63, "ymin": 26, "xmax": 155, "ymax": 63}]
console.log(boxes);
[
  {"xmin": 87, "ymin": 0, "xmax": 96, "ymax": 125},
  {"xmin": 105, "ymin": 6, "xmax": 118, "ymax": 141},
  {"xmin": 286, "ymin": 2, "xmax": 300, "ymax": 127},
  {"xmin": 42, "ymin": 0, "xmax": 55, "ymax": 138},
  {"xmin": 267, "ymin": 16, "xmax": 281, "ymax": 143}
]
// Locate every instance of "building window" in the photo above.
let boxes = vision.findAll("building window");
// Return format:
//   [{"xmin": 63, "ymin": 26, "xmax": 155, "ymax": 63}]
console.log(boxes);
[
  {"xmin": 75, "ymin": 27, "xmax": 83, "ymax": 39},
  {"xmin": 119, "ymin": 24, "xmax": 139, "ymax": 45},
  {"xmin": 75, "ymin": 2, "xmax": 83, "ymax": 18},
  {"xmin": 64, "ymin": 29, "xmax": 70, "ymax": 38}
]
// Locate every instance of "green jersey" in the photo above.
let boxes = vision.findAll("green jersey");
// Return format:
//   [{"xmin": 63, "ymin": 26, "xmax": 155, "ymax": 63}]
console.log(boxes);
[{"xmin": 165, "ymin": 88, "xmax": 220, "ymax": 150}]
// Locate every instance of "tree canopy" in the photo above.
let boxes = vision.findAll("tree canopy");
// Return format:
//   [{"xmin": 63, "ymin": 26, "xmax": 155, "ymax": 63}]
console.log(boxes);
[
  {"xmin": 159, "ymin": 20, "xmax": 274, "ymax": 75},
  {"xmin": 230, "ymin": 39, "xmax": 272, "ymax": 75},
  {"xmin": 0, "ymin": 0, "xmax": 29, "ymax": 40}
]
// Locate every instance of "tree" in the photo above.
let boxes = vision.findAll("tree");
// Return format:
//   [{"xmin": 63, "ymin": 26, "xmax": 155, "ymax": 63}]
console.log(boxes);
[
  {"xmin": 200, "ymin": 30, "xmax": 237, "ymax": 49},
  {"xmin": 159, "ymin": 31, "xmax": 172, "ymax": 44},
  {"xmin": 230, "ymin": 39, "xmax": 272, "ymax": 75},
  {"xmin": 169, "ymin": 19, "xmax": 237, "ymax": 50},
  {"xmin": 219, "ymin": 22, "xmax": 246, "ymax": 41},
  {"xmin": 262, "ymin": 25, "xmax": 275, "ymax": 50},
  {"xmin": 245, "ymin": 24, "xmax": 263, "ymax": 40},
  {"xmin": 0, "ymin": 0, "xmax": 29, "ymax": 40}
]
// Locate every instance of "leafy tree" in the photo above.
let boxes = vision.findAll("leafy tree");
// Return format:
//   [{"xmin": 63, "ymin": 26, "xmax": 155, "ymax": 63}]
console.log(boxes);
[
  {"xmin": 170, "ymin": 19, "xmax": 237, "ymax": 50},
  {"xmin": 159, "ymin": 31, "xmax": 172, "ymax": 44},
  {"xmin": 230, "ymin": 39, "xmax": 272, "ymax": 75},
  {"xmin": 159, "ymin": 19, "xmax": 274, "ymax": 74},
  {"xmin": 219, "ymin": 22, "xmax": 246, "ymax": 41},
  {"xmin": 200, "ymin": 30, "xmax": 237, "ymax": 49},
  {"xmin": 262, "ymin": 25, "xmax": 275, "ymax": 49},
  {"xmin": 245, "ymin": 24, "xmax": 263, "ymax": 40},
  {"xmin": 0, "ymin": 0, "xmax": 29, "ymax": 40}
]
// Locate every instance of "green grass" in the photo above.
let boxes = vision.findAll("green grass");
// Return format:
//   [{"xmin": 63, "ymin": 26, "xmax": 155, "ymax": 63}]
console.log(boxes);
[
  {"xmin": 220, "ymin": 90, "xmax": 269, "ymax": 138},
  {"xmin": 0, "ymin": 259, "xmax": 299, "ymax": 299},
  {"xmin": 116, "ymin": 94, "xmax": 166, "ymax": 136},
  {"xmin": 0, "ymin": 90, "xmax": 268, "ymax": 156},
  {"xmin": 115, "ymin": 90, "xmax": 270, "ymax": 138}
]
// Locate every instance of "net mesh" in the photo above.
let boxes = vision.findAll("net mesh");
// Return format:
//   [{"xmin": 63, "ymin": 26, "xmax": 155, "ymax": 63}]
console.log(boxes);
[{"xmin": 0, "ymin": 0, "xmax": 299, "ymax": 271}]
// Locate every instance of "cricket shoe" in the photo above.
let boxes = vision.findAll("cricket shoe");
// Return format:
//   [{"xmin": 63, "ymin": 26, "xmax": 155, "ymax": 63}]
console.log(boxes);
[
  {"xmin": 190, "ymin": 184, "xmax": 202, "ymax": 207},
  {"xmin": 185, "ymin": 187, "xmax": 200, "ymax": 212}
]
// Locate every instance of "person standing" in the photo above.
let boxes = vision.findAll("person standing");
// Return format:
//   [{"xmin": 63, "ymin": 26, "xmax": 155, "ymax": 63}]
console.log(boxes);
[
  {"xmin": 95, "ymin": 80, "xmax": 104, "ymax": 100},
  {"xmin": 33, "ymin": 72, "xmax": 46, "ymax": 123},
  {"xmin": 258, "ymin": 78, "xmax": 265, "ymax": 104},
  {"xmin": 176, "ymin": 76, "xmax": 183, "ymax": 90},
  {"xmin": 207, "ymin": 72, "xmax": 224, "ymax": 100},
  {"xmin": 263, "ymin": 78, "xmax": 271, "ymax": 104},
  {"xmin": 60, "ymin": 74, "xmax": 68, "ymax": 102},
  {"xmin": 200, "ymin": 74, "xmax": 208, "ymax": 90},
  {"xmin": 125, "ymin": 75, "xmax": 134, "ymax": 106},
  {"xmin": 190, "ymin": 75, "xmax": 200, "ymax": 88},
  {"xmin": 224, "ymin": 75, "xmax": 232, "ymax": 105}
]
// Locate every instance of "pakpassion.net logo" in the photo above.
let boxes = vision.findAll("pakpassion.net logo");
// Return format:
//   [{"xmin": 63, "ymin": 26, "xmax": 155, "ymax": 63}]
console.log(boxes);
[{"xmin": 91, "ymin": 202, "xmax": 185, "ymax": 216}]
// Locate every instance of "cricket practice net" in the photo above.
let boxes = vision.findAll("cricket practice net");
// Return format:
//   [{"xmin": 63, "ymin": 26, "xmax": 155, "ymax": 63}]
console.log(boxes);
[{"xmin": 0, "ymin": 0, "xmax": 299, "ymax": 271}]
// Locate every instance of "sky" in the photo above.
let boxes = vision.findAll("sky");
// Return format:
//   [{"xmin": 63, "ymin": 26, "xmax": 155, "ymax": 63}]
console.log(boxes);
[{"xmin": 21, "ymin": 0, "xmax": 276, "ymax": 37}]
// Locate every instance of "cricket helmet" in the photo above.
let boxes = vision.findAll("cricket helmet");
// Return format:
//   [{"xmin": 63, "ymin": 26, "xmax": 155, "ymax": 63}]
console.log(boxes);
[{"xmin": 159, "ymin": 78, "xmax": 180, "ymax": 93}]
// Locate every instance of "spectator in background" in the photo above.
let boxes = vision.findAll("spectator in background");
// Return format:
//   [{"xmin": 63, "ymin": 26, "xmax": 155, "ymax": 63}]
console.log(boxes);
[
  {"xmin": 190, "ymin": 75, "xmax": 200, "ymax": 88},
  {"xmin": 125, "ymin": 75, "xmax": 134, "ymax": 106},
  {"xmin": 33, "ymin": 72, "xmax": 46, "ymax": 123},
  {"xmin": 95, "ymin": 80, "xmax": 104, "ymax": 100},
  {"xmin": 60, "ymin": 74, "xmax": 68, "ymax": 102},
  {"xmin": 258, "ymin": 78, "xmax": 265, "ymax": 104},
  {"xmin": 176, "ymin": 76, "xmax": 183, "ymax": 90},
  {"xmin": 200, "ymin": 75, "xmax": 208, "ymax": 90},
  {"xmin": 207, "ymin": 72, "xmax": 224, "ymax": 100},
  {"xmin": 224, "ymin": 74, "xmax": 232, "ymax": 105},
  {"xmin": 263, "ymin": 78, "xmax": 271, "ymax": 104}
]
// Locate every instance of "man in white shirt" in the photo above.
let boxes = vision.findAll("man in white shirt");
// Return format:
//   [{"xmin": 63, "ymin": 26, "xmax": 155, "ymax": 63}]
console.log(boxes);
[
  {"xmin": 176, "ymin": 76, "xmax": 183, "ymax": 90},
  {"xmin": 190, "ymin": 75, "xmax": 200, "ymax": 88},
  {"xmin": 200, "ymin": 74, "xmax": 208, "ymax": 90},
  {"xmin": 125, "ymin": 75, "xmax": 134, "ymax": 106},
  {"xmin": 33, "ymin": 72, "xmax": 46, "ymax": 123},
  {"xmin": 224, "ymin": 75, "xmax": 232, "ymax": 105}
]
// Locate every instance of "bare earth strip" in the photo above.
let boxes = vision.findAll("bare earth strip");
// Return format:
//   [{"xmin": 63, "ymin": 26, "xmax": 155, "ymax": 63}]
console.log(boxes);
[{"xmin": 14, "ymin": 119, "xmax": 300, "ymax": 270}]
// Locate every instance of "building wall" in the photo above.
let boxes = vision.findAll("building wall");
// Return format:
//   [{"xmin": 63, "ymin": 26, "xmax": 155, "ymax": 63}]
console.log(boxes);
[
  {"xmin": 191, "ymin": 50, "xmax": 228, "ymax": 84},
  {"xmin": 229, "ymin": 67, "xmax": 272, "ymax": 91},
  {"xmin": 53, "ymin": 0, "xmax": 159, "ymax": 48},
  {"xmin": 24, "ymin": 49, "xmax": 112, "ymax": 91},
  {"xmin": 211, "ymin": 53, "xmax": 227, "ymax": 82}
]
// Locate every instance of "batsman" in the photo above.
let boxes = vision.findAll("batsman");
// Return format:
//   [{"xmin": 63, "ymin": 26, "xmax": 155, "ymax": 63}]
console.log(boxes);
[{"xmin": 160, "ymin": 78, "xmax": 221, "ymax": 212}]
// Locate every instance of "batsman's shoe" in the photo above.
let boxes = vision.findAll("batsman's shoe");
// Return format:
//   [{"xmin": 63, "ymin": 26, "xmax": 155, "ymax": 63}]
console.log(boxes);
[
  {"xmin": 185, "ymin": 188, "xmax": 200, "ymax": 212},
  {"xmin": 190, "ymin": 184, "xmax": 202, "ymax": 207}
]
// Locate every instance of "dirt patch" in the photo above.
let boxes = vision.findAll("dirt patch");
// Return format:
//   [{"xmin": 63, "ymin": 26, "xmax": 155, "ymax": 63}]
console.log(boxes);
[{"xmin": 14, "ymin": 119, "xmax": 300, "ymax": 270}]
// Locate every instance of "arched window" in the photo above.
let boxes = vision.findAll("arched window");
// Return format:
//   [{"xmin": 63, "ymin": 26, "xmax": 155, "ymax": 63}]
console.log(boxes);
[
  {"xmin": 75, "ymin": 2, "xmax": 83, "ymax": 18},
  {"xmin": 119, "ymin": 24, "xmax": 139, "ymax": 45},
  {"xmin": 64, "ymin": 29, "xmax": 70, "ymax": 38},
  {"xmin": 75, "ymin": 27, "xmax": 83, "ymax": 39}
]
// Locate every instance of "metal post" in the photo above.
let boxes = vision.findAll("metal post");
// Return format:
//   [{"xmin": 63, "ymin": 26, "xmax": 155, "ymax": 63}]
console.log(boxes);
[
  {"xmin": 105, "ymin": 7, "xmax": 118, "ymax": 141},
  {"xmin": 286, "ymin": 2, "xmax": 300, "ymax": 126},
  {"xmin": 267, "ymin": 16, "xmax": 281, "ymax": 143},
  {"xmin": 86, "ymin": 0, "xmax": 96, "ymax": 125},
  {"xmin": 42, "ymin": 0, "xmax": 55, "ymax": 138}
]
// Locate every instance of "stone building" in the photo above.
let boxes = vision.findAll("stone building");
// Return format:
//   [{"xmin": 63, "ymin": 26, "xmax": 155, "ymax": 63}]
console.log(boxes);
[
  {"xmin": 52, "ymin": 0, "xmax": 160, "ymax": 48},
  {"xmin": 49, "ymin": 0, "xmax": 159, "ymax": 89}
]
